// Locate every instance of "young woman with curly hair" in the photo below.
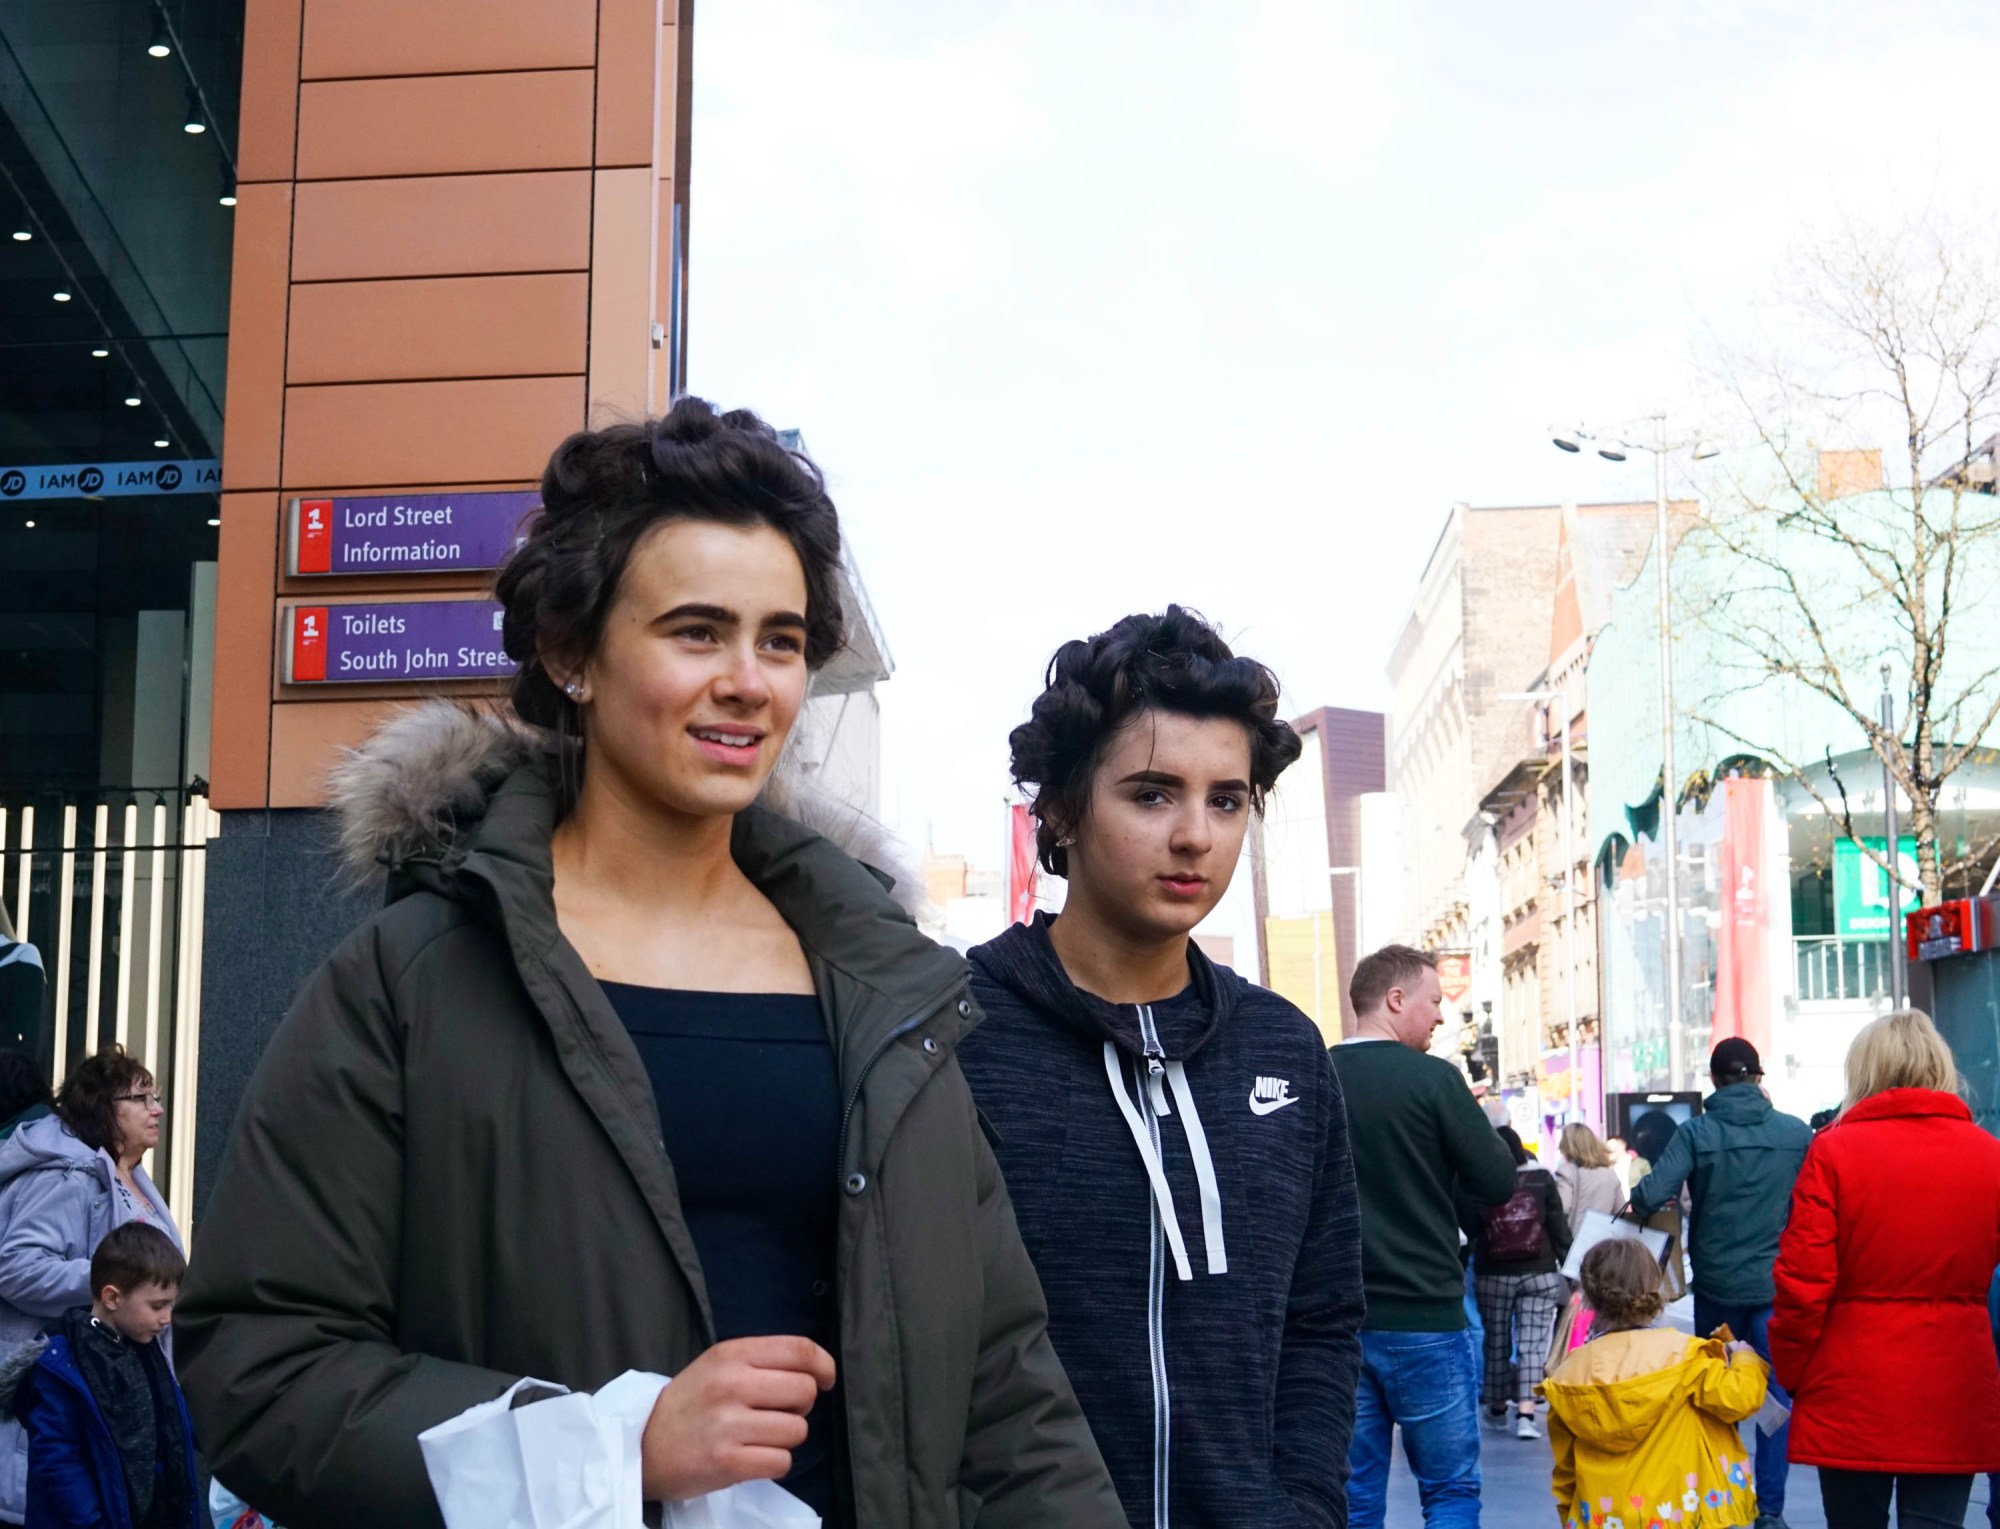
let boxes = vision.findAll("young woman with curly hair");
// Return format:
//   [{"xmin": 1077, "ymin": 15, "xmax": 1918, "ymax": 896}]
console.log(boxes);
[
  {"xmin": 176, "ymin": 399, "xmax": 1124, "ymax": 1529},
  {"xmin": 956, "ymin": 608, "xmax": 1365, "ymax": 1529}
]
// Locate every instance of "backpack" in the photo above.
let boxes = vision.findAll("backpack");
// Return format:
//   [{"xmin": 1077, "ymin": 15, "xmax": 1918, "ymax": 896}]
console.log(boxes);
[{"xmin": 1482, "ymin": 1177, "xmax": 1547, "ymax": 1261}]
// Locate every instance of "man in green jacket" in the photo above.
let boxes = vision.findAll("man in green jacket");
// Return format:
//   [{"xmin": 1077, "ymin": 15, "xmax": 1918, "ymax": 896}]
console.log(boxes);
[
  {"xmin": 1629, "ymin": 1036, "xmax": 1810, "ymax": 1529},
  {"xmin": 1332, "ymin": 945, "xmax": 1517, "ymax": 1528}
]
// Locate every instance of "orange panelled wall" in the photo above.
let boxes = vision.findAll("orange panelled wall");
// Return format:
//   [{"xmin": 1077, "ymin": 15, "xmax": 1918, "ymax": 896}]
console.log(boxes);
[{"xmin": 211, "ymin": 0, "xmax": 693, "ymax": 810}]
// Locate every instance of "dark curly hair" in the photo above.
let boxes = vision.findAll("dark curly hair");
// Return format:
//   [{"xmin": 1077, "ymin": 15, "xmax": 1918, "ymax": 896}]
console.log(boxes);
[
  {"xmin": 494, "ymin": 397, "xmax": 846, "ymax": 735},
  {"xmin": 1010, "ymin": 606, "xmax": 1302, "ymax": 876},
  {"xmin": 55, "ymin": 1045, "xmax": 152, "ymax": 1157}
]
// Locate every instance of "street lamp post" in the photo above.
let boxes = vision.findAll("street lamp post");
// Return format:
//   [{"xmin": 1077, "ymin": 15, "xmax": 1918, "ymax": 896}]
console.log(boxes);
[
  {"xmin": 1553, "ymin": 413, "xmax": 1715, "ymax": 1091},
  {"xmin": 1879, "ymin": 664, "xmax": 1908, "ymax": 1008}
]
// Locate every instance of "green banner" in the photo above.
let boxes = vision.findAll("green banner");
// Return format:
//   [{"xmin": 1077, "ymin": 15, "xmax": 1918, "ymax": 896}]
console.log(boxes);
[{"xmin": 1833, "ymin": 836, "xmax": 1920, "ymax": 939}]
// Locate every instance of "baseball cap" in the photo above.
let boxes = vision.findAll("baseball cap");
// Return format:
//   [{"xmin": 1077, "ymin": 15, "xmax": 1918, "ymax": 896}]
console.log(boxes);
[{"xmin": 1710, "ymin": 1036, "xmax": 1762, "ymax": 1079}]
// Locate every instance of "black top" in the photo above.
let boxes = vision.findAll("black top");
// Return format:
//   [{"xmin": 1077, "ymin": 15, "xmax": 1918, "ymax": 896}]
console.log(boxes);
[{"xmin": 600, "ymin": 983, "xmax": 843, "ymax": 1523}]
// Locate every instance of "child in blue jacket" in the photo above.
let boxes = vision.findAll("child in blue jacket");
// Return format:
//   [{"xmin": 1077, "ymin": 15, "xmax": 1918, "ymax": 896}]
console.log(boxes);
[{"xmin": 16, "ymin": 1221, "xmax": 201, "ymax": 1529}]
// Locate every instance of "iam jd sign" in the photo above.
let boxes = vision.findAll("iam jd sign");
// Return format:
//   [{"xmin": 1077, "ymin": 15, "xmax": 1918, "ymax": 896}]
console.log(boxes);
[
  {"xmin": 0, "ymin": 459, "xmax": 220, "ymax": 500},
  {"xmin": 1833, "ymin": 836, "xmax": 1921, "ymax": 939}
]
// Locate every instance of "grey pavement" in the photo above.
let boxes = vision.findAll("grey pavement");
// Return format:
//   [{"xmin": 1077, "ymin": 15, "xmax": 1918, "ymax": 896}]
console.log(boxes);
[{"xmin": 1383, "ymin": 1420, "xmax": 1997, "ymax": 1527}]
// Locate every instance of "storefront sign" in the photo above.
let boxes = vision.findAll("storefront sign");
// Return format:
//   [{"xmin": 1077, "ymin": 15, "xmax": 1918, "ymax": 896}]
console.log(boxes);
[
  {"xmin": 0, "ymin": 459, "xmax": 220, "ymax": 500},
  {"xmin": 286, "ymin": 491, "xmax": 539, "ymax": 575},
  {"xmin": 1833, "ymin": 836, "xmax": 1921, "ymax": 938},
  {"xmin": 283, "ymin": 601, "xmax": 516, "ymax": 683},
  {"xmin": 1906, "ymin": 898, "xmax": 1997, "ymax": 962}
]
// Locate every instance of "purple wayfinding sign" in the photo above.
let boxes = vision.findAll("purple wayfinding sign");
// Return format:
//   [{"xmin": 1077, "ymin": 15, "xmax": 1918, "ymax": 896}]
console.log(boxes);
[
  {"xmin": 285, "ymin": 600, "xmax": 517, "ymax": 683},
  {"xmin": 288, "ymin": 490, "xmax": 539, "ymax": 575}
]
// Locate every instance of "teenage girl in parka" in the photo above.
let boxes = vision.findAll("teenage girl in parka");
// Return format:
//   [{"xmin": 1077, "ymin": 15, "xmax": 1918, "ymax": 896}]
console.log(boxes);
[
  {"xmin": 176, "ymin": 402, "xmax": 1126, "ymax": 1529},
  {"xmin": 1541, "ymin": 1239, "xmax": 1769, "ymax": 1529}
]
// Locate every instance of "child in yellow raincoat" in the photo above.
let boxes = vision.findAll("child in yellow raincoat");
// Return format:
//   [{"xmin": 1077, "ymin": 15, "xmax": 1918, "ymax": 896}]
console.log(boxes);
[{"xmin": 1540, "ymin": 1239, "xmax": 1769, "ymax": 1529}]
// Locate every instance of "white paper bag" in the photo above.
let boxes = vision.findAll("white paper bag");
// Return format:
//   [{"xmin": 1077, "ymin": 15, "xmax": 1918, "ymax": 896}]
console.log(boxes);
[
  {"xmin": 664, "ymin": 1479, "xmax": 822, "ymax": 1529},
  {"xmin": 1560, "ymin": 1208, "xmax": 1671, "ymax": 1281},
  {"xmin": 419, "ymin": 1371, "xmax": 820, "ymax": 1529}
]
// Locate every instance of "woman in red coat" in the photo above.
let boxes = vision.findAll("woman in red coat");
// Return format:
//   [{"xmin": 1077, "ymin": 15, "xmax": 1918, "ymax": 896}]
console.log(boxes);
[{"xmin": 1771, "ymin": 1008, "xmax": 2000, "ymax": 1528}]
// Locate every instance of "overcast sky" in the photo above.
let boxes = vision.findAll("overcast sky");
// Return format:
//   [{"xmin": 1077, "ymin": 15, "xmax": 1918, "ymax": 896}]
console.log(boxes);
[{"xmin": 689, "ymin": 0, "xmax": 2000, "ymax": 878}]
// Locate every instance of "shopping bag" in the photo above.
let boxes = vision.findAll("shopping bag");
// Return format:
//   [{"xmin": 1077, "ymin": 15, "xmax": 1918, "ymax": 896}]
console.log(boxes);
[
  {"xmin": 664, "ymin": 1479, "xmax": 823, "ymax": 1529},
  {"xmin": 1559, "ymin": 1209, "xmax": 1670, "ymax": 1281},
  {"xmin": 419, "ymin": 1371, "xmax": 820, "ymax": 1529}
]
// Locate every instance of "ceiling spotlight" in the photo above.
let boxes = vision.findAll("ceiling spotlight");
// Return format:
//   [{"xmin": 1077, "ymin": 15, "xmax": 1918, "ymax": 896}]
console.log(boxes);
[
  {"xmin": 1551, "ymin": 426, "xmax": 1583, "ymax": 453},
  {"xmin": 1597, "ymin": 443, "xmax": 1628, "ymax": 462},
  {"xmin": 9, "ymin": 230, "xmax": 28, "ymax": 243},
  {"xmin": 124, "ymin": 395, "xmax": 141, "ymax": 407},
  {"xmin": 23, "ymin": 520, "xmax": 34, "ymax": 529},
  {"xmin": 52, "ymin": 290, "xmax": 70, "ymax": 302},
  {"xmin": 147, "ymin": 14, "xmax": 171, "ymax": 58},
  {"xmin": 183, "ymin": 88, "xmax": 205, "ymax": 134},
  {"xmin": 153, "ymin": 438, "xmax": 170, "ymax": 449},
  {"xmin": 1691, "ymin": 439, "xmax": 1722, "ymax": 461},
  {"xmin": 90, "ymin": 347, "xmax": 108, "ymax": 358},
  {"xmin": 218, "ymin": 167, "xmax": 237, "ymax": 207}
]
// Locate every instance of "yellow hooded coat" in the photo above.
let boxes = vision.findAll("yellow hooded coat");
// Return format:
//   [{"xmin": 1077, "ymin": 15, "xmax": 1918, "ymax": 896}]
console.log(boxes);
[{"xmin": 1539, "ymin": 1328, "xmax": 1768, "ymax": 1529}]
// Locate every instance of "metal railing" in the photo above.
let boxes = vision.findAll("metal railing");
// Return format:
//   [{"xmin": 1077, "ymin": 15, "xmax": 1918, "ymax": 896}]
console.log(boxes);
[
  {"xmin": 1794, "ymin": 935, "xmax": 1893, "ymax": 1003},
  {"xmin": 0, "ymin": 788, "xmax": 219, "ymax": 1223}
]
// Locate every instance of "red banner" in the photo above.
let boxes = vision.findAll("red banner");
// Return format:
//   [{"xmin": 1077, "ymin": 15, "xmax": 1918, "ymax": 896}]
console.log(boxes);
[
  {"xmin": 1006, "ymin": 805, "xmax": 1038, "ymax": 925},
  {"xmin": 1712, "ymin": 776, "xmax": 1772, "ymax": 1056}
]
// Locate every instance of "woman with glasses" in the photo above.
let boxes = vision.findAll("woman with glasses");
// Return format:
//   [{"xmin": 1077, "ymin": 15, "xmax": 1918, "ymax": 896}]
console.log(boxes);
[{"xmin": 0, "ymin": 1044, "xmax": 179, "ymax": 1524}]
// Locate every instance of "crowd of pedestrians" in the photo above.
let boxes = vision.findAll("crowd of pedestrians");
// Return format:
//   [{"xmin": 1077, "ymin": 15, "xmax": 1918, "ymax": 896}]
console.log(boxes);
[{"xmin": 0, "ymin": 402, "xmax": 1993, "ymax": 1529}]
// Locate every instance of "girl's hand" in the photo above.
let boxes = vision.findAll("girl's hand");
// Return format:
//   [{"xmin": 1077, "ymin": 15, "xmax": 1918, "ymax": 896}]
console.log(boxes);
[{"xmin": 640, "ymin": 1335, "xmax": 837, "ymax": 1502}]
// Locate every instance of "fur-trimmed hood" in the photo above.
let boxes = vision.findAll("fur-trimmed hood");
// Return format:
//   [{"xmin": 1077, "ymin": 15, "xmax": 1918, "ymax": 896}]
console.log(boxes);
[{"xmin": 325, "ymin": 700, "xmax": 925, "ymax": 915}]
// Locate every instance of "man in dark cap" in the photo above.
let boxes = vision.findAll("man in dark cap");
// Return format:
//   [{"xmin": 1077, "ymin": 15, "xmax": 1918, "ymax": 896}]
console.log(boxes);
[{"xmin": 1630, "ymin": 1036, "xmax": 1810, "ymax": 1529}]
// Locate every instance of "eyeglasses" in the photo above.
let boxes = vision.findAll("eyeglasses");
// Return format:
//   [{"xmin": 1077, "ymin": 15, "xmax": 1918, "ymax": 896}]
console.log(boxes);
[{"xmin": 114, "ymin": 1091, "xmax": 165, "ymax": 1109}]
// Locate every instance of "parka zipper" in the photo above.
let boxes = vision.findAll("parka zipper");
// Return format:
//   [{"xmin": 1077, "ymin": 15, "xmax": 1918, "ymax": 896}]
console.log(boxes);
[
  {"xmin": 1136, "ymin": 1004, "xmax": 1171, "ymax": 1529},
  {"xmin": 834, "ymin": 976, "xmax": 967, "ymax": 1185}
]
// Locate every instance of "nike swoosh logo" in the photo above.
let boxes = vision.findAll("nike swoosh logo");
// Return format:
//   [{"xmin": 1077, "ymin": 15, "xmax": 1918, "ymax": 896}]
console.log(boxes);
[{"xmin": 1249, "ymin": 1092, "xmax": 1300, "ymax": 1116}]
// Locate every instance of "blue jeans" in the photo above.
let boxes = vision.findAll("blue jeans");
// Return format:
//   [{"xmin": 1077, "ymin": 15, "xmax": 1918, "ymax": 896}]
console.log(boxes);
[
  {"xmin": 1695, "ymin": 1296, "xmax": 1789, "ymax": 1518},
  {"xmin": 1348, "ymin": 1327, "xmax": 1482, "ymax": 1528}
]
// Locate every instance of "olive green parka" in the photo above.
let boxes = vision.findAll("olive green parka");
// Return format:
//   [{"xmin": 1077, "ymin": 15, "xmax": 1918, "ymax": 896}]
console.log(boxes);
[{"xmin": 176, "ymin": 704, "xmax": 1123, "ymax": 1529}]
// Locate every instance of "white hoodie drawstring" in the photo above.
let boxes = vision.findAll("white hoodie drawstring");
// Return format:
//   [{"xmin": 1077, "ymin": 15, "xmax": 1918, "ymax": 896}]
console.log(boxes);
[
  {"xmin": 1104, "ymin": 1043, "xmax": 1195, "ymax": 1282},
  {"xmin": 1165, "ymin": 1060, "xmax": 1227, "ymax": 1276},
  {"xmin": 1102, "ymin": 1037, "xmax": 1229, "ymax": 1281}
]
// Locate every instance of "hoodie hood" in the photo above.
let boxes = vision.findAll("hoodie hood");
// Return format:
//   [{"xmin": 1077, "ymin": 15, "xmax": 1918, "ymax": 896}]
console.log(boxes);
[
  {"xmin": 1703, "ymin": 1083, "xmax": 1775, "ymax": 1126},
  {"xmin": 324, "ymin": 700, "xmax": 926, "ymax": 917},
  {"xmin": 0, "ymin": 1114, "xmax": 104, "ymax": 1195},
  {"xmin": 967, "ymin": 912, "xmax": 1241, "ymax": 1062}
]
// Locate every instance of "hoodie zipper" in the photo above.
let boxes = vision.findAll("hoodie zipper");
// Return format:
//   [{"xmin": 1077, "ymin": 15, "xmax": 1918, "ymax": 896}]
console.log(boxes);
[{"xmin": 1136, "ymin": 1004, "xmax": 1170, "ymax": 1529}]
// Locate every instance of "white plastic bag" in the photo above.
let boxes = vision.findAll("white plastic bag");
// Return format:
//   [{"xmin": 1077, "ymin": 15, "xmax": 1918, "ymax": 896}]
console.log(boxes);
[{"xmin": 418, "ymin": 1371, "xmax": 820, "ymax": 1529}]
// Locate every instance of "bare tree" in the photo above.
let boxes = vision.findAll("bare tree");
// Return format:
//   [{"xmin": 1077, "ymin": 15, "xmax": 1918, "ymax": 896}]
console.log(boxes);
[{"xmin": 1691, "ymin": 210, "xmax": 2000, "ymax": 905}]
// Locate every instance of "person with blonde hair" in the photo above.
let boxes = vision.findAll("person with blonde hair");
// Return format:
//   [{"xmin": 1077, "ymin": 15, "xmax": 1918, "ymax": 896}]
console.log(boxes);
[
  {"xmin": 1773, "ymin": 1009, "xmax": 2000, "ymax": 1528},
  {"xmin": 1553, "ymin": 1122, "xmax": 1623, "ymax": 1227},
  {"xmin": 1542, "ymin": 1238, "xmax": 1769, "ymax": 1529}
]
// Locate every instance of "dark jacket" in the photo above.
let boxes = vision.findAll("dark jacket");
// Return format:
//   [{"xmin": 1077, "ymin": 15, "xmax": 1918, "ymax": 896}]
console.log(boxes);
[
  {"xmin": 175, "ymin": 704, "xmax": 1124, "ymax": 1529},
  {"xmin": 16, "ymin": 1320, "xmax": 203, "ymax": 1529},
  {"xmin": 958, "ymin": 915, "xmax": 1364, "ymax": 1529},
  {"xmin": 1470, "ymin": 1163, "xmax": 1572, "ymax": 1277},
  {"xmin": 1630, "ymin": 1083, "xmax": 1810, "ymax": 1306},
  {"xmin": 1328, "ymin": 1040, "xmax": 1517, "ymax": 1330}
]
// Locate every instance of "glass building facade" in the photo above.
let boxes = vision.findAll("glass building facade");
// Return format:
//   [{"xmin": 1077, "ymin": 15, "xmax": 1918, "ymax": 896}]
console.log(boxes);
[{"xmin": 0, "ymin": 0, "xmax": 243, "ymax": 1209}]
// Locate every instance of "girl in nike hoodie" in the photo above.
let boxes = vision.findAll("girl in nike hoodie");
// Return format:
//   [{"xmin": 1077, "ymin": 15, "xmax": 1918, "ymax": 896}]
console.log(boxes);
[{"xmin": 957, "ymin": 607, "xmax": 1365, "ymax": 1529}]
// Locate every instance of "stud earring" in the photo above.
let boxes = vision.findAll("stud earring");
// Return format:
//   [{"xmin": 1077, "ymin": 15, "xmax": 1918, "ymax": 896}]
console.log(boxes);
[
  {"xmin": 564, "ymin": 680, "xmax": 581, "ymax": 700},
  {"xmin": 1056, "ymin": 834, "xmax": 1076, "ymax": 849}
]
